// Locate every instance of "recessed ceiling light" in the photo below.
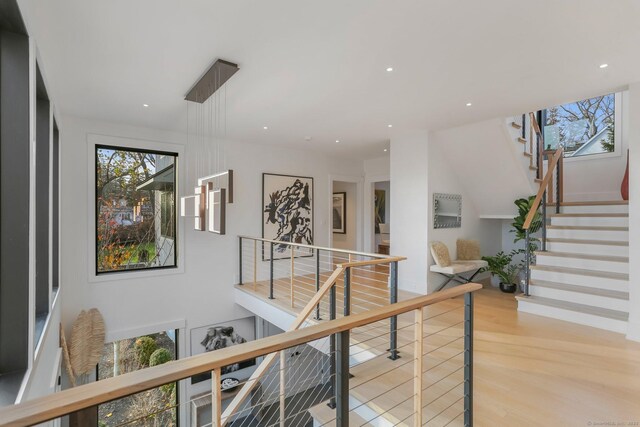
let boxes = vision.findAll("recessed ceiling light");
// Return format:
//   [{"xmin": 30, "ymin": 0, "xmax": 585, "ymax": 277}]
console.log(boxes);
[
  {"xmin": 335, "ymin": 140, "xmax": 340, "ymax": 143},
  {"xmin": 143, "ymin": 104, "xmax": 149, "ymax": 107},
  {"xmin": 599, "ymin": 63, "xmax": 609, "ymax": 69},
  {"xmin": 466, "ymin": 102, "xmax": 472, "ymax": 107},
  {"xmin": 384, "ymin": 148, "xmax": 388, "ymax": 152},
  {"xmin": 263, "ymin": 126, "xmax": 268, "ymax": 130},
  {"xmin": 386, "ymin": 67, "xmax": 393, "ymax": 72},
  {"xmin": 388, "ymin": 124, "xmax": 393, "ymax": 128}
]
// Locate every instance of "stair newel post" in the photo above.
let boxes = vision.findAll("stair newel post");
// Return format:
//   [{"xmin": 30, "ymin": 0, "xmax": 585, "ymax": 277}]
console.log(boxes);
[
  {"xmin": 389, "ymin": 260, "xmax": 400, "ymax": 360},
  {"xmin": 238, "ymin": 236, "xmax": 243, "ymax": 285},
  {"xmin": 269, "ymin": 242, "xmax": 275, "ymax": 299},
  {"xmin": 524, "ymin": 229, "xmax": 531, "ymax": 296},
  {"xmin": 315, "ymin": 249, "xmax": 321, "ymax": 320},
  {"xmin": 328, "ymin": 282, "xmax": 337, "ymax": 409},
  {"xmin": 463, "ymin": 292, "xmax": 474, "ymax": 427},
  {"xmin": 542, "ymin": 191, "xmax": 547, "ymax": 252}
]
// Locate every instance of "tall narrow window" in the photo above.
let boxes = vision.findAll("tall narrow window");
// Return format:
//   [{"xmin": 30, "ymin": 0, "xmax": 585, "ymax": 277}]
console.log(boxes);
[
  {"xmin": 95, "ymin": 146, "xmax": 177, "ymax": 274},
  {"xmin": 542, "ymin": 93, "xmax": 617, "ymax": 158}
]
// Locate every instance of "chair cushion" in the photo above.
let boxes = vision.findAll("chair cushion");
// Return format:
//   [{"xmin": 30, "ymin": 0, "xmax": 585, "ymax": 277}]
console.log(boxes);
[
  {"xmin": 430, "ymin": 260, "xmax": 488, "ymax": 275},
  {"xmin": 429, "ymin": 241, "xmax": 451, "ymax": 267},
  {"xmin": 457, "ymin": 239, "xmax": 481, "ymax": 261}
]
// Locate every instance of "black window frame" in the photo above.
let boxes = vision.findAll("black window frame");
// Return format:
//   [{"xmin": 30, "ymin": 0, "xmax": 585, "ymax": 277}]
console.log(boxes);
[{"xmin": 94, "ymin": 144, "xmax": 178, "ymax": 276}]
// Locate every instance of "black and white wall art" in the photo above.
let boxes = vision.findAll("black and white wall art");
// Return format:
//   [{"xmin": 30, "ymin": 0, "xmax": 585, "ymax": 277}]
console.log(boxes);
[
  {"xmin": 190, "ymin": 317, "xmax": 256, "ymax": 384},
  {"xmin": 262, "ymin": 173, "xmax": 314, "ymax": 260},
  {"xmin": 332, "ymin": 192, "xmax": 346, "ymax": 234}
]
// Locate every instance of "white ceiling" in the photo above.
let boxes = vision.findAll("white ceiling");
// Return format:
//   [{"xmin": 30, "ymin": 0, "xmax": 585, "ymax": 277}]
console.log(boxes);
[{"xmin": 18, "ymin": 0, "xmax": 640, "ymax": 159}]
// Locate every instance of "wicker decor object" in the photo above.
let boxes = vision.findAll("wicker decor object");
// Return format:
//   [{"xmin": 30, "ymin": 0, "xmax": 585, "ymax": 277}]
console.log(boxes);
[{"xmin": 69, "ymin": 308, "xmax": 105, "ymax": 379}]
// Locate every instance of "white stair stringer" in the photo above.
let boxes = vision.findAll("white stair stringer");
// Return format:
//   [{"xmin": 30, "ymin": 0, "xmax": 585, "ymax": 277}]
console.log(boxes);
[{"xmin": 518, "ymin": 202, "xmax": 630, "ymax": 334}]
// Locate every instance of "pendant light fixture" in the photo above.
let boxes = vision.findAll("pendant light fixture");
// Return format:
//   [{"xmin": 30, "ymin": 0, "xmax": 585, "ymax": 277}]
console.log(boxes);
[{"xmin": 181, "ymin": 59, "xmax": 238, "ymax": 234}]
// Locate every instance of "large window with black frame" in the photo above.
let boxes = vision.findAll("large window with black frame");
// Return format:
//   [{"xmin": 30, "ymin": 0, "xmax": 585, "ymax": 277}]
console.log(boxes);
[
  {"xmin": 95, "ymin": 145, "xmax": 177, "ymax": 274},
  {"xmin": 542, "ymin": 93, "xmax": 617, "ymax": 158}
]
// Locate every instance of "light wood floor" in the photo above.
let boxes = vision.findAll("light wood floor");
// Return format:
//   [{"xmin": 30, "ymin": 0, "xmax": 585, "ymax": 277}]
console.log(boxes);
[{"xmin": 238, "ymin": 277, "xmax": 640, "ymax": 426}]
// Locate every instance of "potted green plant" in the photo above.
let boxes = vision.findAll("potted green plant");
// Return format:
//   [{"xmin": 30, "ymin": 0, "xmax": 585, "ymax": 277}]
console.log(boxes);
[
  {"xmin": 482, "ymin": 250, "xmax": 523, "ymax": 293},
  {"xmin": 511, "ymin": 196, "xmax": 542, "ymax": 253}
]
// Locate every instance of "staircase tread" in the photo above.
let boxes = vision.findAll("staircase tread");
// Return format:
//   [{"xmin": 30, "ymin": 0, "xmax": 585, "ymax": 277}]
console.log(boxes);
[
  {"xmin": 560, "ymin": 200, "xmax": 628, "ymax": 206},
  {"xmin": 517, "ymin": 137, "xmax": 527, "ymax": 143},
  {"xmin": 534, "ymin": 251, "xmax": 628, "ymax": 263},
  {"xmin": 516, "ymin": 295, "xmax": 629, "ymax": 321},
  {"xmin": 511, "ymin": 122, "xmax": 522, "ymax": 129},
  {"xmin": 530, "ymin": 280, "xmax": 629, "ymax": 300},
  {"xmin": 529, "ymin": 166, "xmax": 538, "ymax": 170},
  {"xmin": 523, "ymin": 152, "xmax": 533, "ymax": 157},
  {"xmin": 546, "ymin": 238, "xmax": 629, "ymax": 246},
  {"xmin": 547, "ymin": 225, "xmax": 628, "ymax": 231},
  {"xmin": 549, "ymin": 213, "xmax": 628, "ymax": 218},
  {"xmin": 530, "ymin": 264, "xmax": 629, "ymax": 280}
]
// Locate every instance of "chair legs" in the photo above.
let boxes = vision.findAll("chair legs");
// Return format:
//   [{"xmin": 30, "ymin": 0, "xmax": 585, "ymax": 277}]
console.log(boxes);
[{"xmin": 435, "ymin": 268, "xmax": 482, "ymax": 292}]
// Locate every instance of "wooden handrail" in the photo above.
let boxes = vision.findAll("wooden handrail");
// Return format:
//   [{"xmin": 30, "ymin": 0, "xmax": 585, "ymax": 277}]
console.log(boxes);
[
  {"xmin": 0, "ymin": 283, "xmax": 481, "ymax": 427},
  {"xmin": 238, "ymin": 235, "xmax": 393, "ymax": 260},
  {"xmin": 221, "ymin": 266, "xmax": 345, "ymax": 425},
  {"xmin": 337, "ymin": 256, "xmax": 407, "ymax": 268},
  {"xmin": 523, "ymin": 147, "xmax": 563, "ymax": 230}
]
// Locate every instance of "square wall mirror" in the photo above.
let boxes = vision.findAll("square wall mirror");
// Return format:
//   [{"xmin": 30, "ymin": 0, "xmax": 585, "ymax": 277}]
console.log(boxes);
[{"xmin": 433, "ymin": 193, "xmax": 461, "ymax": 229}]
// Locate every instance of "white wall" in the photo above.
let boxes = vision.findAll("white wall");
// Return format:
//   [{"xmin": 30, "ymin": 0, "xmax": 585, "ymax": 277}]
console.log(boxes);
[
  {"xmin": 427, "ymin": 139, "xmax": 501, "ymax": 292},
  {"xmin": 331, "ymin": 181, "xmax": 357, "ymax": 251},
  {"xmin": 58, "ymin": 116, "xmax": 364, "ymax": 372},
  {"xmin": 561, "ymin": 91, "xmax": 629, "ymax": 202},
  {"xmin": 627, "ymin": 83, "xmax": 640, "ymax": 342},
  {"xmin": 432, "ymin": 118, "xmax": 535, "ymax": 217},
  {"xmin": 390, "ymin": 131, "xmax": 430, "ymax": 294}
]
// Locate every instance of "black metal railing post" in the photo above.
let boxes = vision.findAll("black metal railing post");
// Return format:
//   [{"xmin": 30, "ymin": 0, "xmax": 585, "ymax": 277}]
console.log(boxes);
[
  {"xmin": 388, "ymin": 261, "xmax": 400, "ymax": 360},
  {"xmin": 315, "ymin": 249, "xmax": 321, "ymax": 320},
  {"xmin": 521, "ymin": 113, "xmax": 526, "ymax": 139},
  {"xmin": 542, "ymin": 191, "xmax": 547, "ymax": 252},
  {"xmin": 343, "ymin": 267, "xmax": 351, "ymax": 316},
  {"xmin": 536, "ymin": 132, "xmax": 541, "ymax": 180},
  {"xmin": 524, "ymin": 230, "xmax": 530, "ymax": 296},
  {"xmin": 327, "ymin": 284, "xmax": 337, "ymax": 409},
  {"xmin": 238, "ymin": 237, "xmax": 243, "ymax": 285},
  {"xmin": 269, "ymin": 242, "xmax": 275, "ymax": 299},
  {"xmin": 335, "ymin": 330, "xmax": 350, "ymax": 427},
  {"xmin": 463, "ymin": 292, "xmax": 474, "ymax": 427}
]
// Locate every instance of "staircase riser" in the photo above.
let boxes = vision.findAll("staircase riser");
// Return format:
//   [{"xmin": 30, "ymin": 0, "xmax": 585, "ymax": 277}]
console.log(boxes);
[
  {"xmin": 530, "ymin": 269, "xmax": 628, "ymax": 292},
  {"xmin": 547, "ymin": 228, "xmax": 628, "ymax": 241},
  {"xmin": 517, "ymin": 301, "xmax": 627, "ymax": 334},
  {"xmin": 550, "ymin": 217, "xmax": 628, "ymax": 227},
  {"xmin": 536, "ymin": 255, "xmax": 628, "ymax": 274},
  {"xmin": 546, "ymin": 242, "xmax": 628, "ymax": 257},
  {"xmin": 561, "ymin": 205, "xmax": 628, "ymax": 214},
  {"xmin": 529, "ymin": 286, "xmax": 629, "ymax": 312}
]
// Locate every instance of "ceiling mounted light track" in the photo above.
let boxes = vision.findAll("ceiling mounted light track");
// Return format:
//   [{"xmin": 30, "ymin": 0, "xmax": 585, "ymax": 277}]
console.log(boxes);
[{"xmin": 185, "ymin": 59, "xmax": 239, "ymax": 103}]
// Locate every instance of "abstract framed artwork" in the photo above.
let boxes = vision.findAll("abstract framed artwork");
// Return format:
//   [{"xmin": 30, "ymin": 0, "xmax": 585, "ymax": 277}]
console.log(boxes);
[
  {"xmin": 262, "ymin": 173, "xmax": 314, "ymax": 260},
  {"xmin": 190, "ymin": 316, "xmax": 256, "ymax": 384},
  {"xmin": 332, "ymin": 192, "xmax": 346, "ymax": 234}
]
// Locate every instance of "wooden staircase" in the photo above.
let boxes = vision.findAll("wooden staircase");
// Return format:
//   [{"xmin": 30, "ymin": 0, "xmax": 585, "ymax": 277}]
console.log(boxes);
[{"xmin": 517, "ymin": 201, "xmax": 630, "ymax": 334}]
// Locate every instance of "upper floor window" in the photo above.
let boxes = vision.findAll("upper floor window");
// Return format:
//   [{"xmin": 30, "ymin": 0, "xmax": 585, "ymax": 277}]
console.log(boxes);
[
  {"xmin": 542, "ymin": 93, "xmax": 617, "ymax": 158},
  {"xmin": 96, "ymin": 145, "xmax": 177, "ymax": 274}
]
